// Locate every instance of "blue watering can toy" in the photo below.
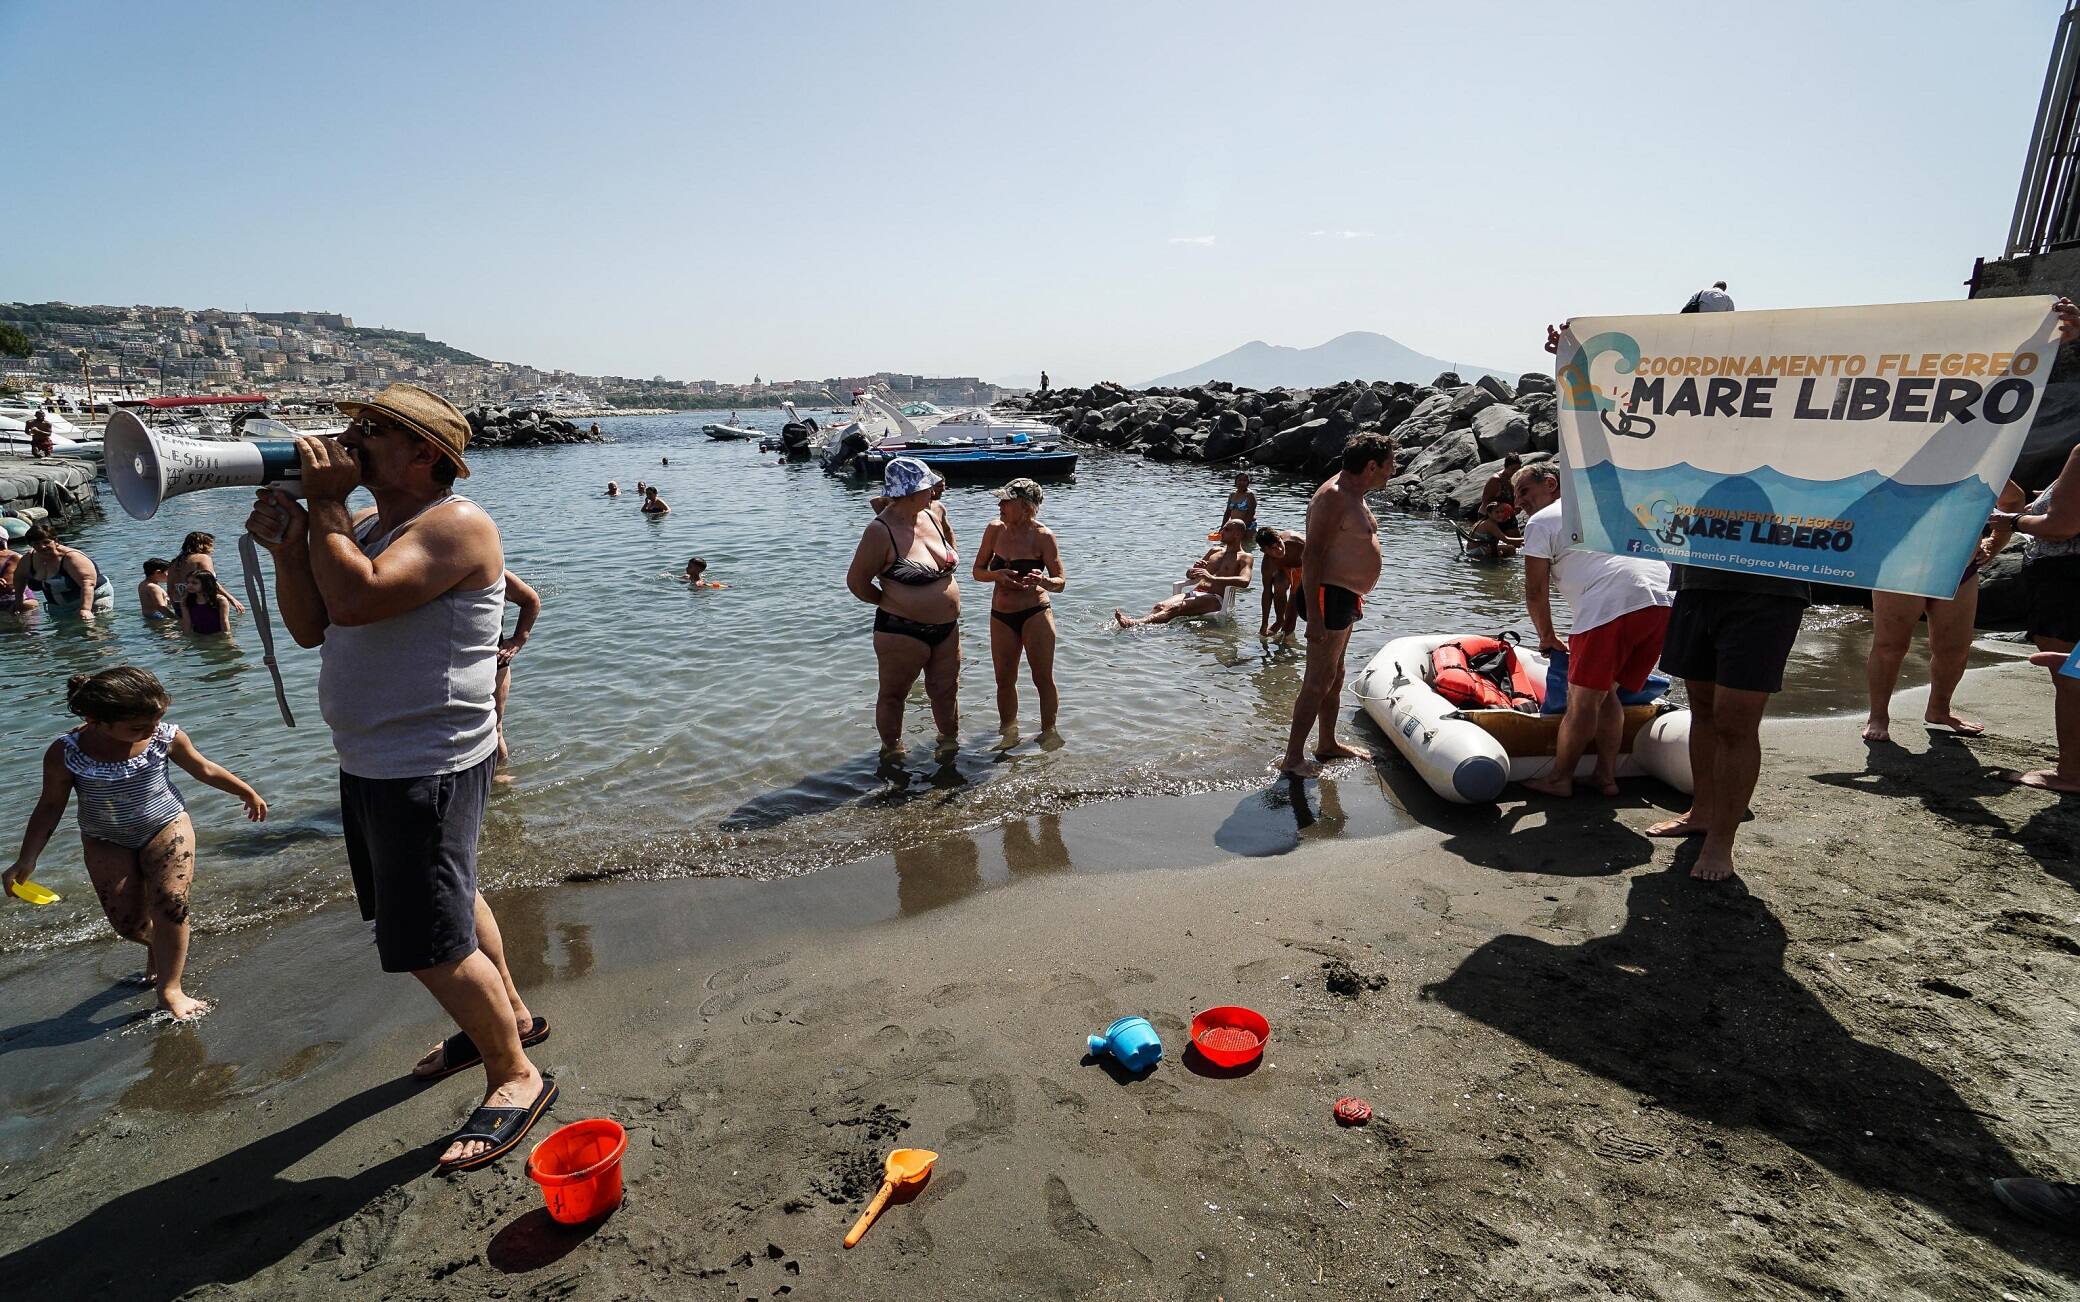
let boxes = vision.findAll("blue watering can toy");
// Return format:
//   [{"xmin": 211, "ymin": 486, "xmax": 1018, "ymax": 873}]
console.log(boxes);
[{"xmin": 1087, "ymin": 1016, "xmax": 1163, "ymax": 1072}]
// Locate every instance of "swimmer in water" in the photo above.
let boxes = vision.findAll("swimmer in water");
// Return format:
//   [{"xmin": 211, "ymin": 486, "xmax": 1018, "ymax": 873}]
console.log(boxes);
[
  {"xmin": 606, "ymin": 481, "xmax": 620, "ymax": 497},
  {"xmin": 642, "ymin": 485, "xmax": 670, "ymax": 515},
  {"xmin": 684, "ymin": 557, "xmax": 727, "ymax": 589}
]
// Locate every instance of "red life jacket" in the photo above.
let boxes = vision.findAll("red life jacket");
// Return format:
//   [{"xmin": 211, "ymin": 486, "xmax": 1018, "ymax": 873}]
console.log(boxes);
[{"xmin": 1431, "ymin": 636, "xmax": 1543, "ymax": 712}]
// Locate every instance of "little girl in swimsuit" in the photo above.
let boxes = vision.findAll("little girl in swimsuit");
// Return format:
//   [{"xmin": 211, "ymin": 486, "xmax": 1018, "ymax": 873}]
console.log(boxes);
[{"xmin": 4, "ymin": 667, "xmax": 267, "ymax": 1021}]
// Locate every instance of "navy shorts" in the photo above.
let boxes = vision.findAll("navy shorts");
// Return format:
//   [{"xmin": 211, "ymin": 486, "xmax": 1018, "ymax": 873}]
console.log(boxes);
[
  {"xmin": 1659, "ymin": 588, "xmax": 1806, "ymax": 695},
  {"xmin": 2025, "ymin": 556, "xmax": 2080, "ymax": 645},
  {"xmin": 341, "ymin": 752, "xmax": 494, "ymax": 973}
]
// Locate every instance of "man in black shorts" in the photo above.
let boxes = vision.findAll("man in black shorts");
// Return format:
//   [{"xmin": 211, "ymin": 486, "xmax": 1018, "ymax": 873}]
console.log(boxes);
[
  {"xmin": 248, "ymin": 383, "xmax": 555, "ymax": 1171},
  {"xmin": 1649, "ymin": 565, "xmax": 1808, "ymax": 880},
  {"xmin": 1278, "ymin": 431, "xmax": 1396, "ymax": 776}
]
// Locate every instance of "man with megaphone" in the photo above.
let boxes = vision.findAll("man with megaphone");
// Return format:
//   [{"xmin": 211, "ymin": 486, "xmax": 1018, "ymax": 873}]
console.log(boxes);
[{"xmin": 244, "ymin": 382, "xmax": 556, "ymax": 1173}]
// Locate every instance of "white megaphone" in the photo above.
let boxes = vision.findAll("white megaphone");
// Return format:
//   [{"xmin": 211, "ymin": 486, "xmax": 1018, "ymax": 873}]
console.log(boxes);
[{"xmin": 104, "ymin": 407, "xmax": 304, "ymax": 521}]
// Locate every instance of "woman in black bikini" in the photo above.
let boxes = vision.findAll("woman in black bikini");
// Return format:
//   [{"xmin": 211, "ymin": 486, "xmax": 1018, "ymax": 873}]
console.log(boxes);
[
  {"xmin": 847, "ymin": 457, "xmax": 963, "ymax": 755},
  {"xmin": 972, "ymin": 477, "xmax": 1066, "ymax": 738}
]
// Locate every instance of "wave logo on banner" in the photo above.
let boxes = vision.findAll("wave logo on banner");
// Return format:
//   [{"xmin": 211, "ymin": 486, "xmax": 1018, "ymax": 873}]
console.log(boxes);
[{"xmin": 1552, "ymin": 299, "xmax": 2061, "ymax": 598}]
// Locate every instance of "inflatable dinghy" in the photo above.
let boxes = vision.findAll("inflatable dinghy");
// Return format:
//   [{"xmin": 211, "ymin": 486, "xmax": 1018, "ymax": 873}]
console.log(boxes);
[{"xmin": 1351, "ymin": 634, "xmax": 1693, "ymax": 804}]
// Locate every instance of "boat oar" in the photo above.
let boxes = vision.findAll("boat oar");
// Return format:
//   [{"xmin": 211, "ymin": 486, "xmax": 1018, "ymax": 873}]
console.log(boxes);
[{"xmin": 842, "ymin": 1148, "xmax": 937, "ymax": 1248}]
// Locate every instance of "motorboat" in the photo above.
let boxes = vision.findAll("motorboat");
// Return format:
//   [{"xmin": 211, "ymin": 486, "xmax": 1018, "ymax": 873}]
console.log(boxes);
[
  {"xmin": 1350, "ymin": 634, "xmax": 1692, "ymax": 804},
  {"xmin": 833, "ymin": 393, "xmax": 1076, "ymax": 477},
  {"xmin": 703, "ymin": 422, "xmax": 761, "ymax": 440}
]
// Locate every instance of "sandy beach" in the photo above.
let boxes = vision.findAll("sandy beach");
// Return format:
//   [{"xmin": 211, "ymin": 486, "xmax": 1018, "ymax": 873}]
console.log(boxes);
[{"xmin": 4, "ymin": 653, "xmax": 2080, "ymax": 1300}]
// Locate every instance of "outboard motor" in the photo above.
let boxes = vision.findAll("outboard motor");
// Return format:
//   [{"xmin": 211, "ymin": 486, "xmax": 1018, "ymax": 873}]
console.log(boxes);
[
  {"xmin": 779, "ymin": 420, "xmax": 813, "ymax": 462},
  {"xmin": 824, "ymin": 427, "xmax": 871, "ymax": 475}
]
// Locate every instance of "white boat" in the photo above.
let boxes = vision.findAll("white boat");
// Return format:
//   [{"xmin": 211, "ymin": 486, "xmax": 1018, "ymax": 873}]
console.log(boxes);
[
  {"xmin": 703, "ymin": 422, "xmax": 760, "ymax": 440},
  {"xmin": 0, "ymin": 404, "xmax": 84, "ymax": 437},
  {"xmin": 0, "ymin": 425, "xmax": 91, "ymax": 457},
  {"xmin": 1350, "ymin": 634, "xmax": 1693, "ymax": 804}
]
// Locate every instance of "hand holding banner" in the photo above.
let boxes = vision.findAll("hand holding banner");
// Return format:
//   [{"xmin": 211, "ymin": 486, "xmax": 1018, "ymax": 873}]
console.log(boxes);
[{"xmin": 1553, "ymin": 298, "xmax": 2062, "ymax": 598}]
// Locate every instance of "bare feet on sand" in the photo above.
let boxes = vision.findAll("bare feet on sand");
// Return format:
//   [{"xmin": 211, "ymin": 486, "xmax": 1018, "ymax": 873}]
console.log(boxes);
[
  {"xmin": 1645, "ymin": 814, "xmax": 1707, "ymax": 838},
  {"xmin": 1924, "ymin": 711, "xmax": 1985, "ymax": 736},
  {"xmin": 1315, "ymin": 742, "xmax": 1370, "ymax": 763},
  {"xmin": 1522, "ymin": 775, "xmax": 1574, "ymax": 798},
  {"xmin": 2000, "ymin": 768, "xmax": 2080, "ymax": 794},
  {"xmin": 1275, "ymin": 756, "xmax": 1321, "ymax": 778},
  {"xmin": 439, "ymin": 1065, "xmax": 544, "ymax": 1166},
  {"xmin": 159, "ymin": 988, "xmax": 210, "ymax": 1021},
  {"xmin": 1860, "ymin": 717, "xmax": 1890, "ymax": 743},
  {"xmin": 1690, "ymin": 846, "xmax": 1736, "ymax": 882}
]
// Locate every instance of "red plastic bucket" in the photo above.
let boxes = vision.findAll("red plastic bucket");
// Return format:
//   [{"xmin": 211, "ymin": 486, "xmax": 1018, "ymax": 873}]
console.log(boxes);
[
  {"xmin": 527, "ymin": 1118, "xmax": 628, "ymax": 1224},
  {"xmin": 1191, "ymin": 1005, "xmax": 1271, "ymax": 1068}
]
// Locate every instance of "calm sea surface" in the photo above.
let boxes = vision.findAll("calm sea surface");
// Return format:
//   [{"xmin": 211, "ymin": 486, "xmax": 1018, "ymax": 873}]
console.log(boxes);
[{"xmin": 0, "ymin": 411, "xmax": 1918, "ymax": 960}]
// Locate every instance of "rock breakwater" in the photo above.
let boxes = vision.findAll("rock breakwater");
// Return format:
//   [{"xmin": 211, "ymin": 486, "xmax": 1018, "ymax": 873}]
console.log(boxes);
[
  {"xmin": 997, "ymin": 371, "xmax": 1561, "ymax": 519},
  {"xmin": 463, "ymin": 406, "xmax": 607, "ymax": 450}
]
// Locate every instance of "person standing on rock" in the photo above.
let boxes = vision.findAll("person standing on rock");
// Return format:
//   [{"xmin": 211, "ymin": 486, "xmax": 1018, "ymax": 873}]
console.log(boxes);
[
  {"xmin": 1680, "ymin": 281, "xmax": 1733, "ymax": 313},
  {"xmin": 26, "ymin": 407, "xmax": 55, "ymax": 458},
  {"xmin": 1038, "ymin": 370, "xmax": 1049, "ymax": 394},
  {"xmin": 1514, "ymin": 464, "xmax": 1671, "ymax": 798},
  {"xmin": 1277, "ymin": 431, "xmax": 1396, "ymax": 777},
  {"xmin": 243, "ymin": 382, "xmax": 555, "ymax": 1171}
]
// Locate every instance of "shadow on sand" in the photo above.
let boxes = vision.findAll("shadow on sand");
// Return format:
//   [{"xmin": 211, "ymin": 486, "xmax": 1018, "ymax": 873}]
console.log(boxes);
[
  {"xmin": 1423, "ymin": 860, "xmax": 2080, "ymax": 1269},
  {"xmin": 1, "ymin": 1075, "xmax": 434, "ymax": 1300}
]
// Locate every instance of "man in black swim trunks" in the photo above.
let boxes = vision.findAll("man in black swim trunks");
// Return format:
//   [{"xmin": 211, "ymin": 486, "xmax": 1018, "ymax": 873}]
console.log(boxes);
[{"xmin": 1278, "ymin": 431, "xmax": 1396, "ymax": 776}]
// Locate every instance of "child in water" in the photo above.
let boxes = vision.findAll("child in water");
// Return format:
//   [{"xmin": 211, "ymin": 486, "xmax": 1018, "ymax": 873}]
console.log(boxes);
[
  {"xmin": 684, "ymin": 557, "xmax": 726, "ymax": 588},
  {"xmin": 4, "ymin": 668, "xmax": 267, "ymax": 1021},
  {"xmin": 138, "ymin": 558, "xmax": 173, "ymax": 620},
  {"xmin": 179, "ymin": 570, "xmax": 234, "ymax": 635}
]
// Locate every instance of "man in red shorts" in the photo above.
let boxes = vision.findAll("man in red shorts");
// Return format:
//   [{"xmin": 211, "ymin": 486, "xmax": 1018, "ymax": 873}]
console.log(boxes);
[{"xmin": 1513, "ymin": 464, "xmax": 1672, "ymax": 797}]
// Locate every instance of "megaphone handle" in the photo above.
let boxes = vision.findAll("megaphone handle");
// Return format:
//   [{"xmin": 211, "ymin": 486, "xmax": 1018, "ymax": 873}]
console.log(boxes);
[{"xmin": 239, "ymin": 532, "xmax": 297, "ymax": 729}]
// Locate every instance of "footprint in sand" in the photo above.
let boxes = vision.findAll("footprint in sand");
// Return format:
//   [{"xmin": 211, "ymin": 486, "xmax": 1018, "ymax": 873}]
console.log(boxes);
[
  {"xmin": 1043, "ymin": 1175, "xmax": 1152, "ymax": 1268},
  {"xmin": 1589, "ymin": 1124, "xmax": 1664, "ymax": 1164},
  {"xmin": 699, "ymin": 952, "xmax": 792, "ymax": 1017},
  {"xmin": 1037, "ymin": 1077, "xmax": 1088, "ymax": 1114},
  {"xmin": 946, "ymin": 1074, "xmax": 1016, "ymax": 1145},
  {"xmin": 926, "ymin": 982, "xmax": 975, "ymax": 1009}
]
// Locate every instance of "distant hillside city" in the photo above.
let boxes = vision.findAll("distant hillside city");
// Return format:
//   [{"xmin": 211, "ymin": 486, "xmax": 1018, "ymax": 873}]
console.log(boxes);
[{"xmin": 0, "ymin": 302, "xmax": 1004, "ymax": 411}]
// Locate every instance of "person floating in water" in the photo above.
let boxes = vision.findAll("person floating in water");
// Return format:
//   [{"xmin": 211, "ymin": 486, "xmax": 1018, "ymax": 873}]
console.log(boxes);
[
  {"xmin": 606, "ymin": 481, "xmax": 620, "ymax": 497},
  {"xmin": 4, "ymin": 667, "xmax": 267, "ymax": 1021},
  {"xmin": 1116, "ymin": 519, "xmax": 1253, "ymax": 627},
  {"xmin": 684, "ymin": 557, "xmax": 726, "ymax": 588}
]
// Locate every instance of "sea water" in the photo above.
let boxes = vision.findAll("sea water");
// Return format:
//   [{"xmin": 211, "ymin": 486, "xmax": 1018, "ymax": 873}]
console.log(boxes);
[{"xmin": 0, "ymin": 412, "xmax": 1946, "ymax": 966}]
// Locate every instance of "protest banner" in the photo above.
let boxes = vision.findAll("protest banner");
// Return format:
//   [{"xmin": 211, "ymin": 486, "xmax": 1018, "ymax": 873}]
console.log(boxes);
[{"xmin": 1553, "ymin": 298, "xmax": 2062, "ymax": 597}]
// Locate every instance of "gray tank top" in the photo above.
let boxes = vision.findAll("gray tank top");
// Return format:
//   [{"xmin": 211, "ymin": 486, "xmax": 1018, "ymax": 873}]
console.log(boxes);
[
  {"xmin": 2024, "ymin": 487, "xmax": 2080, "ymax": 562},
  {"xmin": 318, "ymin": 497, "xmax": 505, "ymax": 779}
]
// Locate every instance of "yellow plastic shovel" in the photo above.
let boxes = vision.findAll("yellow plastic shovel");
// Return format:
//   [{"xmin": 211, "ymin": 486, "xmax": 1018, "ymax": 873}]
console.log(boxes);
[
  {"xmin": 842, "ymin": 1148, "xmax": 937, "ymax": 1248},
  {"xmin": 9, "ymin": 880, "xmax": 59, "ymax": 906}
]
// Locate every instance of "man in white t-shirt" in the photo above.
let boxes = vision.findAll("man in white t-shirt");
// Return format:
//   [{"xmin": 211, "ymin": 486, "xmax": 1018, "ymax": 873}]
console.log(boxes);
[{"xmin": 1513, "ymin": 464, "xmax": 1672, "ymax": 797}]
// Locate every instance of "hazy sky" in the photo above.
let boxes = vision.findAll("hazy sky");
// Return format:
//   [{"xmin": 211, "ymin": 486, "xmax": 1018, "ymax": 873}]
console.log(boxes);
[{"xmin": 3, "ymin": 1, "xmax": 2059, "ymax": 385}]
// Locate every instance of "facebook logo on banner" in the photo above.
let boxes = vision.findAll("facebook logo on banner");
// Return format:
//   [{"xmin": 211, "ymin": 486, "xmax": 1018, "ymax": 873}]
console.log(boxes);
[{"xmin": 1626, "ymin": 540, "xmax": 1644, "ymax": 553}]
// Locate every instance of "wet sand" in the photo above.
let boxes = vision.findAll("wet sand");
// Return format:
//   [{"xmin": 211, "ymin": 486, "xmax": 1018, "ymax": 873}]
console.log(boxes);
[{"xmin": 5, "ymin": 656, "xmax": 2080, "ymax": 1299}]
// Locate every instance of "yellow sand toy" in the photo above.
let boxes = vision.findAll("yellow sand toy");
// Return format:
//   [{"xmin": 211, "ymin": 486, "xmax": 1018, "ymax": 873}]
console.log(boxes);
[{"xmin": 9, "ymin": 880, "xmax": 60, "ymax": 905}]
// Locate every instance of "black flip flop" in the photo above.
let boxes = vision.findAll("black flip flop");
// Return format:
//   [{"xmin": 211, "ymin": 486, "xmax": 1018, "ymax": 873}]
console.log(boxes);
[
  {"xmin": 439, "ymin": 1076, "xmax": 558, "ymax": 1172},
  {"xmin": 414, "ymin": 1016, "xmax": 551, "ymax": 1082}
]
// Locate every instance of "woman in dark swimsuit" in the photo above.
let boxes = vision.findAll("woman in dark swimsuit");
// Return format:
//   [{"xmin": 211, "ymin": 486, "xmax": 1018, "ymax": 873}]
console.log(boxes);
[
  {"xmin": 847, "ymin": 457, "xmax": 963, "ymax": 755},
  {"xmin": 972, "ymin": 477, "xmax": 1066, "ymax": 738}
]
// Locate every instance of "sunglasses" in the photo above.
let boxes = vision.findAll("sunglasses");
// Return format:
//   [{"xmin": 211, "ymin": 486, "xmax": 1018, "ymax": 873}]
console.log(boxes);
[{"xmin": 343, "ymin": 415, "xmax": 407, "ymax": 439}]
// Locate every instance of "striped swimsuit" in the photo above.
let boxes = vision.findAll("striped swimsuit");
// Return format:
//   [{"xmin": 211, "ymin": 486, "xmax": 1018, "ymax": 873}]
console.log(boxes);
[{"xmin": 63, "ymin": 722, "xmax": 187, "ymax": 849}]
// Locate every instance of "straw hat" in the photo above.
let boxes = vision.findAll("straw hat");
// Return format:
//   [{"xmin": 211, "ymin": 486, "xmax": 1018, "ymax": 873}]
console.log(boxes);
[{"xmin": 335, "ymin": 382, "xmax": 472, "ymax": 478}]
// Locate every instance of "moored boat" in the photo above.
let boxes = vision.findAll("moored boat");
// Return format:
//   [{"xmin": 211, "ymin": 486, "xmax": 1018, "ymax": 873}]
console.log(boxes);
[
  {"xmin": 1350, "ymin": 634, "xmax": 1692, "ymax": 804},
  {"xmin": 703, "ymin": 423, "xmax": 761, "ymax": 440},
  {"xmin": 859, "ymin": 442, "xmax": 1078, "ymax": 479}
]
